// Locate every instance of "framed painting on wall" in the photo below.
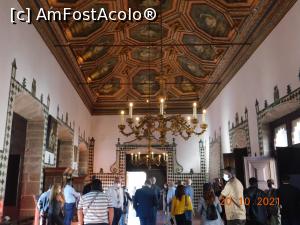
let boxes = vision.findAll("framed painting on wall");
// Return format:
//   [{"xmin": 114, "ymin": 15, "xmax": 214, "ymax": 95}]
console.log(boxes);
[{"xmin": 46, "ymin": 115, "xmax": 58, "ymax": 153}]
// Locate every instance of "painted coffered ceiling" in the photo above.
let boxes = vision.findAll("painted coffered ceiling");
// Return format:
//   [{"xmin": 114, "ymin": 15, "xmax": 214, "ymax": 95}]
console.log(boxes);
[{"xmin": 19, "ymin": 0, "xmax": 296, "ymax": 114}]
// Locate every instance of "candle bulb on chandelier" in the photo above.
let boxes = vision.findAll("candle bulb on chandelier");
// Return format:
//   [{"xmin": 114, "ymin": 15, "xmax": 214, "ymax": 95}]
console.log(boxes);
[
  {"xmin": 202, "ymin": 109, "xmax": 206, "ymax": 123},
  {"xmin": 193, "ymin": 102, "xmax": 197, "ymax": 119},
  {"xmin": 187, "ymin": 116, "xmax": 191, "ymax": 125},
  {"xmin": 151, "ymin": 152, "xmax": 154, "ymax": 159},
  {"xmin": 135, "ymin": 117, "xmax": 140, "ymax": 125},
  {"xmin": 120, "ymin": 110, "xmax": 125, "ymax": 125},
  {"xmin": 131, "ymin": 153, "xmax": 133, "ymax": 160},
  {"xmin": 129, "ymin": 102, "xmax": 133, "ymax": 119},
  {"xmin": 160, "ymin": 98, "xmax": 164, "ymax": 115},
  {"xmin": 138, "ymin": 152, "xmax": 141, "ymax": 159}
]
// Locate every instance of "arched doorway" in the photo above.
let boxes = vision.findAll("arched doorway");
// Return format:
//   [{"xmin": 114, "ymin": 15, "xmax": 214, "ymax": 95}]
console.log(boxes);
[
  {"xmin": 4, "ymin": 92, "xmax": 46, "ymax": 218},
  {"xmin": 78, "ymin": 141, "xmax": 89, "ymax": 176},
  {"xmin": 57, "ymin": 123, "xmax": 74, "ymax": 168}
]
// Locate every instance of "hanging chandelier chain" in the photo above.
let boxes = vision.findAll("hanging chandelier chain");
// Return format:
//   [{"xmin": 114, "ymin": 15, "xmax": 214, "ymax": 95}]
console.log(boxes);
[{"xmin": 118, "ymin": 1, "xmax": 207, "ymax": 169}]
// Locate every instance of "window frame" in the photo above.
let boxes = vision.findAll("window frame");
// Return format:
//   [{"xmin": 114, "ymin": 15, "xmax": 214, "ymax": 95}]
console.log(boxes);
[{"xmin": 270, "ymin": 108, "xmax": 300, "ymax": 152}]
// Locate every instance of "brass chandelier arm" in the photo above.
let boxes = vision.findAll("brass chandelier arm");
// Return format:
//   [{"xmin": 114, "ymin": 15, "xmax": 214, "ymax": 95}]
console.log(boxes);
[
  {"xmin": 118, "ymin": 124, "xmax": 135, "ymax": 137},
  {"xmin": 118, "ymin": 114, "xmax": 207, "ymax": 145}
]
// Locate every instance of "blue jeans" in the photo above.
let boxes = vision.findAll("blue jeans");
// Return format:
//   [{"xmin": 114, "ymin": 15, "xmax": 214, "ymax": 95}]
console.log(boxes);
[
  {"xmin": 185, "ymin": 210, "xmax": 192, "ymax": 225},
  {"xmin": 119, "ymin": 213, "xmax": 127, "ymax": 225},
  {"xmin": 112, "ymin": 208, "xmax": 122, "ymax": 225},
  {"xmin": 64, "ymin": 203, "xmax": 75, "ymax": 225}
]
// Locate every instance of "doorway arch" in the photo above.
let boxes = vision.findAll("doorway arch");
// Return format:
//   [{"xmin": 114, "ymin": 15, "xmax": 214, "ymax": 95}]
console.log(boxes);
[
  {"xmin": 78, "ymin": 141, "xmax": 89, "ymax": 176},
  {"xmin": 4, "ymin": 91, "xmax": 48, "ymax": 218}
]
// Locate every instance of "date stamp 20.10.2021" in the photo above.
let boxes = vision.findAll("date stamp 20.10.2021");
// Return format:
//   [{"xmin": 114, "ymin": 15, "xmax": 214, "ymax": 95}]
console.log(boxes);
[{"xmin": 220, "ymin": 197, "xmax": 280, "ymax": 206}]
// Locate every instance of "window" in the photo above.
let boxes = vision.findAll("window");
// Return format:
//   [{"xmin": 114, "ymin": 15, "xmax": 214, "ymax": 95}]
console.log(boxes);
[
  {"xmin": 270, "ymin": 109, "xmax": 300, "ymax": 150},
  {"xmin": 274, "ymin": 125, "xmax": 288, "ymax": 147},
  {"xmin": 292, "ymin": 118, "xmax": 300, "ymax": 145}
]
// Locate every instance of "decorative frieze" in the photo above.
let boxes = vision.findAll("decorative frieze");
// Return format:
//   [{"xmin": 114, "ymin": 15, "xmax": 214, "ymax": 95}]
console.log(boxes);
[
  {"xmin": 228, "ymin": 108, "xmax": 251, "ymax": 155},
  {"xmin": 256, "ymin": 84, "xmax": 300, "ymax": 155},
  {"xmin": 209, "ymin": 131, "xmax": 222, "ymax": 181}
]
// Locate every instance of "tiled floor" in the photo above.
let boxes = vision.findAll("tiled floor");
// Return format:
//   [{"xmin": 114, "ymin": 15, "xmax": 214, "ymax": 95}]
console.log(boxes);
[{"xmin": 127, "ymin": 206, "xmax": 201, "ymax": 225}]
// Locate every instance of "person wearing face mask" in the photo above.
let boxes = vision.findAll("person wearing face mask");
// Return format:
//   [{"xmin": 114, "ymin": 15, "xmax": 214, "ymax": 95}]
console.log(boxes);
[
  {"xmin": 219, "ymin": 167, "xmax": 246, "ymax": 225},
  {"xmin": 107, "ymin": 177, "xmax": 124, "ymax": 225}
]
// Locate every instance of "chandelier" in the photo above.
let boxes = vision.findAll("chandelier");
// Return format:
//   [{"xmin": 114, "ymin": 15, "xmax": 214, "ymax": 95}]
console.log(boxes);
[
  {"xmin": 118, "ymin": 101, "xmax": 207, "ymax": 145},
  {"xmin": 118, "ymin": 100, "xmax": 207, "ymax": 167},
  {"xmin": 118, "ymin": 3, "xmax": 207, "ymax": 168},
  {"xmin": 130, "ymin": 138, "xmax": 168, "ymax": 168}
]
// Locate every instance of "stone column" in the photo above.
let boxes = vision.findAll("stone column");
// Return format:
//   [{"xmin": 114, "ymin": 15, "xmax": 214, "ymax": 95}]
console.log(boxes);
[{"xmin": 20, "ymin": 121, "xmax": 44, "ymax": 218}]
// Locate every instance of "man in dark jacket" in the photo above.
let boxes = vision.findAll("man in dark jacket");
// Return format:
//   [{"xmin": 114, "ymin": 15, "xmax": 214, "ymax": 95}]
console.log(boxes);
[
  {"xmin": 134, "ymin": 179, "xmax": 158, "ymax": 225},
  {"xmin": 244, "ymin": 177, "xmax": 268, "ymax": 225},
  {"xmin": 150, "ymin": 176, "xmax": 161, "ymax": 223},
  {"xmin": 278, "ymin": 175, "xmax": 300, "ymax": 225}
]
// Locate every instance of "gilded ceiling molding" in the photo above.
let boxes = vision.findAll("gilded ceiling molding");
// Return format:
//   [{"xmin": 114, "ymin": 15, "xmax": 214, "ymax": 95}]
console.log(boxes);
[{"xmin": 20, "ymin": 0, "xmax": 297, "ymax": 114}]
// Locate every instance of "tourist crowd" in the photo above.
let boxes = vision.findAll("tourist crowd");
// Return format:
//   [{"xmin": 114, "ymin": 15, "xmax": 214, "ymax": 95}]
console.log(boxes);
[{"xmin": 37, "ymin": 167, "xmax": 300, "ymax": 225}]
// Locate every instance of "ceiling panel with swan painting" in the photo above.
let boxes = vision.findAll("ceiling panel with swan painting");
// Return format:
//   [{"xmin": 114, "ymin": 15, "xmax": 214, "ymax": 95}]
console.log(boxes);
[{"xmin": 19, "ymin": 0, "xmax": 296, "ymax": 114}]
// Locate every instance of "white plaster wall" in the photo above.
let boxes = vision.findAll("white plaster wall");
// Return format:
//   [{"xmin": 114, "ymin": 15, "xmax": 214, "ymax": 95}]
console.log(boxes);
[
  {"xmin": 91, "ymin": 115, "xmax": 203, "ymax": 173},
  {"xmin": 0, "ymin": 0, "xmax": 92, "ymax": 148},
  {"xmin": 207, "ymin": 1, "xmax": 300, "ymax": 155}
]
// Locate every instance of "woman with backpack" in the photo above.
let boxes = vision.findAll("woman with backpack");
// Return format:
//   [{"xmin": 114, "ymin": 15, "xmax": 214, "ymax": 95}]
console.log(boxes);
[{"xmin": 198, "ymin": 183, "xmax": 224, "ymax": 225}]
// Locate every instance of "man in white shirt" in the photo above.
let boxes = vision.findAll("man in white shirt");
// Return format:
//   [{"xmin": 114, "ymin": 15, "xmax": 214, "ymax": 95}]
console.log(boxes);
[
  {"xmin": 64, "ymin": 178, "xmax": 81, "ymax": 225},
  {"xmin": 107, "ymin": 177, "xmax": 124, "ymax": 225},
  {"xmin": 220, "ymin": 167, "xmax": 246, "ymax": 225}
]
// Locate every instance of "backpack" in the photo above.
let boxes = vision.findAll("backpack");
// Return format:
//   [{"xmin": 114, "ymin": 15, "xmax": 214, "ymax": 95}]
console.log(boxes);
[{"xmin": 206, "ymin": 203, "xmax": 218, "ymax": 220}]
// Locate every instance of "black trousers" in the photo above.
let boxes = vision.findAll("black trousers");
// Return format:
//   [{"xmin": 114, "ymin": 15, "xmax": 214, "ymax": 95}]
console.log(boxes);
[
  {"xmin": 227, "ymin": 220, "xmax": 246, "ymax": 225},
  {"xmin": 245, "ymin": 221, "xmax": 264, "ymax": 225},
  {"xmin": 47, "ymin": 214, "xmax": 64, "ymax": 225},
  {"xmin": 281, "ymin": 215, "xmax": 300, "ymax": 225},
  {"xmin": 175, "ymin": 214, "xmax": 186, "ymax": 225},
  {"xmin": 112, "ymin": 208, "xmax": 122, "ymax": 225}
]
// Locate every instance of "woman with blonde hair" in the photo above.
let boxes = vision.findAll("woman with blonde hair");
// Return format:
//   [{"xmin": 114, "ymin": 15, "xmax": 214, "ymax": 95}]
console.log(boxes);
[{"xmin": 48, "ymin": 184, "xmax": 65, "ymax": 225}]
